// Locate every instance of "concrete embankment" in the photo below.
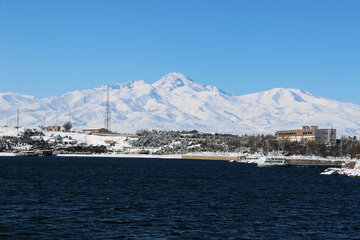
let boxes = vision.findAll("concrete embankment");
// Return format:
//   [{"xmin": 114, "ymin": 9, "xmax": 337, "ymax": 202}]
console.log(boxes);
[
  {"xmin": 182, "ymin": 155, "xmax": 245, "ymax": 161},
  {"xmin": 57, "ymin": 153, "xmax": 182, "ymax": 159},
  {"xmin": 0, "ymin": 152, "xmax": 348, "ymax": 167},
  {"xmin": 182, "ymin": 155, "xmax": 346, "ymax": 167},
  {"xmin": 286, "ymin": 158, "xmax": 344, "ymax": 167}
]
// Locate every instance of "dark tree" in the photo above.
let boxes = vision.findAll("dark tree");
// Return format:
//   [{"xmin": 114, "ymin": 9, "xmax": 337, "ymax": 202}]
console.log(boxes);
[{"xmin": 63, "ymin": 121, "xmax": 72, "ymax": 132}]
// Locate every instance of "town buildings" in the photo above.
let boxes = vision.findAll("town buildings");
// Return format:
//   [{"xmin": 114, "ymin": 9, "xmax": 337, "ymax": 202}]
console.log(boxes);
[
  {"xmin": 45, "ymin": 126, "xmax": 61, "ymax": 131},
  {"xmin": 82, "ymin": 128, "xmax": 111, "ymax": 135}
]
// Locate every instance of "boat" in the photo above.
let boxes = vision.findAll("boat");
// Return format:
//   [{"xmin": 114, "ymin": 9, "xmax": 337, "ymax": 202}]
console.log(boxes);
[
  {"xmin": 257, "ymin": 156, "xmax": 288, "ymax": 167},
  {"xmin": 15, "ymin": 149, "xmax": 55, "ymax": 157},
  {"xmin": 15, "ymin": 150, "xmax": 36, "ymax": 157},
  {"xmin": 34, "ymin": 149, "xmax": 54, "ymax": 156}
]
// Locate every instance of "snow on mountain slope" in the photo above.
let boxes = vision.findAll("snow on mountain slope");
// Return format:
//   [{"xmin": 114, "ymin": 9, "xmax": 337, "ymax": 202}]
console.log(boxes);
[
  {"xmin": 234, "ymin": 88, "xmax": 360, "ymax": 135},
  {"xmin": 0, "ymin": 72, "xmax": 359, "ymax": 136}
]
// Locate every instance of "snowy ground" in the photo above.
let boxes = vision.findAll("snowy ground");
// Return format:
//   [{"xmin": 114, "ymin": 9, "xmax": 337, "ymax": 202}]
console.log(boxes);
[
  {"xmin": 0, "ymin": 126, "xmax": 135, "ymax": 152},
  {"xmin": 42, "ymin": 130, "xmax": 134, "ymax": 152},
  {"xmin": 321, "ymin": 160, "xmax": 360, "ymax": 177},
  {"xmin": 0, "ymin": 127, "xmax": 357, "ymax": 166},
  {"xmin": 57, "ymin": 153, "xmax": 182, "ymax": 159},
  {"xmin": 0, "ymin": 126, "xmax": 21, "ymax": 137},
  {"xmin": 0, "ymin": 152, "xmax": 15, "ymax": 156}
]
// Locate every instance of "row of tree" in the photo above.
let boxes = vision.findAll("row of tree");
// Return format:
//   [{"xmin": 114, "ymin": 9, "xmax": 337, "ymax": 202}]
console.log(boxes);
[{"xmin": 134, "ymin": 130, "xmax": 360, "ymax": 157}]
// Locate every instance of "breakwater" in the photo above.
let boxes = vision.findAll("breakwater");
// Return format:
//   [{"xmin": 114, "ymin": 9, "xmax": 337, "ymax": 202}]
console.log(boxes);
[
  {"xmin": 182, "ymin": 155, "xmax": 346, "ymax": 167},
  {"xmin": 285, "ymin": 158, "xmax": 344, "ymax": 167},
  {"xmin": 182, "ymin": 155, "xmax": 245, "ymax": 161}
]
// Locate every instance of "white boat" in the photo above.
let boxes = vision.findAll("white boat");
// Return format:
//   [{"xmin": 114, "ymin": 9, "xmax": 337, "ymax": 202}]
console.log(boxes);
[{"xmin": 257, "ymin": 156, "xmax": 288, "ymax": 167}]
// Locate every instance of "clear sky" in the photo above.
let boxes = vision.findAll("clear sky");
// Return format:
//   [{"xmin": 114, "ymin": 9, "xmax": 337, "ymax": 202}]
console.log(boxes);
[{"xmin": 0, "ymin": 0, "xmax": 359, "ymax": 104}]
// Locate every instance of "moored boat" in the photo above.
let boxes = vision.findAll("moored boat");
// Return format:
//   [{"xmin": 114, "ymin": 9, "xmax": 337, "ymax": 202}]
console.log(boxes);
[
  {"xmin": 15, "ymin": 149, "xmax": 55, "ymax": 157},
  {"xmin": 34, "ymin": 149, "xmax": 54, "ymax": 156},
  {"xmin": 257, "ymin": 156, "xmax": 288, "ymax": 167},
  {"xmin": 15, "ymin": 150, "xmax": 36, "ymax": 157}
]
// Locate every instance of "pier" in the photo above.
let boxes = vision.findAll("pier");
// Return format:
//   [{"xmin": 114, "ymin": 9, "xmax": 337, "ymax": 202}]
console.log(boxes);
[
  {"xmin": 182, "ymin": 155, "xmax": 348, "ymax": 167},
  {"xmin": 182, "ymin": 155, "xmax": 245, "ymax": 161},
  {"xmin": 285, "ymin": 158, "xmax": 344, "ymax": 167}
]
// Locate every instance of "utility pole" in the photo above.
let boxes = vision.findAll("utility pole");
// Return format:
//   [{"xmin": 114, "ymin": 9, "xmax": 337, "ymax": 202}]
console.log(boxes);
[
  {"xmin": 340, "ymin": 137, "xmax": 343, "ymax": 157},
  {"xmin": 55, "ymin": 110, "xmax": 58, "ymax": 126},
  {"xmin": 264, "ymin": 140, "xmax": 269, "ymax": 156},
  {"xmin": 277, "ymin": 140, "xmax": 280, "ymax": 154},
  {"xmin": 4, "ymin": 113, "xmax": 8, "ymax": 127},
  {"xmin": 16, "ymin": 108, "xmax": 20, "ymax": 130},
  {"xmin": 105, "ymin": 85, "xmax": 111, "ymax": 131},
  {"xmin": 330, "ymin": 127, "xmax": 333, "ymax": 147},
  {"xmin": 69, "ymin": 107, "xmax": 72, "ymax": 123},
  {"xmin": 306, "ymin": 140, "xmax": 309, "ymax": 156}
]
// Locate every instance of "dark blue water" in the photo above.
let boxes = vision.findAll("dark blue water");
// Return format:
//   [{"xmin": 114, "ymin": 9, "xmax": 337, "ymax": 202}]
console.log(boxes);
[{"xmin": 0, "ymin": 157, "xmax": 360, "ymax": 239}]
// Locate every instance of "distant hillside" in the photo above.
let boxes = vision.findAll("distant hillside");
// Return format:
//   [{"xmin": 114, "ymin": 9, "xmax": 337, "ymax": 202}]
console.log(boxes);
[{"xmin": 1, "ymin": 72, "xmax": 360, "ymax": 136}]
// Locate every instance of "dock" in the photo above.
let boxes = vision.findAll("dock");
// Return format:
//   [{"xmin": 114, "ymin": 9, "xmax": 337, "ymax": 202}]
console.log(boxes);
[
  {"xmin": 285, "ymin": 158, "xmax": 344, "ymax": 167},
  {"xmin": 182, "ymin": 155, "xmax": 245, "ymax": 161},
  {"xmin": 182, "ymin": 155, "xmax": 347, "ymax": 167}
]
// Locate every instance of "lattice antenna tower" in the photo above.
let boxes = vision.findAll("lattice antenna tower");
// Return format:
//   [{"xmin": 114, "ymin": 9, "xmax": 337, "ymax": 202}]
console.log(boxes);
[{"xmin": 105, "ymin": 85, "xmax": 111, "ymax": 131}]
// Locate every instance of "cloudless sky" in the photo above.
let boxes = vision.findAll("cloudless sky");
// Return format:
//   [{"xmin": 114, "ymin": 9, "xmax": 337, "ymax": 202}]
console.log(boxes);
[{"xmin": 0, "ymin": 0, "xmax": 359, "ymax": 104}]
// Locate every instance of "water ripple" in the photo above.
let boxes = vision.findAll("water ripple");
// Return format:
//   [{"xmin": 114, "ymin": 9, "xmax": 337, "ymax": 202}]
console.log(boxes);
[{"xmin": 0, "ymin": 157, "xmax": 360, "ymax": 239}]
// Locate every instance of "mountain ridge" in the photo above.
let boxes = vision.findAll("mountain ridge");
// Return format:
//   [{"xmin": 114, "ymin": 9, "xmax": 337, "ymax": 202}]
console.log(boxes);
[{"xmin": 0, "ymin": 72, "xmax": 359, "ymax": 136}]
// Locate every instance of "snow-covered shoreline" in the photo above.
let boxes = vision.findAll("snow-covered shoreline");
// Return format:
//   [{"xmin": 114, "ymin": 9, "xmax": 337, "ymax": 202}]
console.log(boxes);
[
  {"xmin": 0, "ymin": 152, "xmax": 183, "ymax": 159},
  {"xmin": 0, "ymin": 152, "xmax": 16, "ymax": 157},
  {"xmin": 321, "ymin": 167, "xmax": 360, "ymax": 177},
  {"xmin": 57, "ymin": 153, "xmax": 182, "ymax": 159}
]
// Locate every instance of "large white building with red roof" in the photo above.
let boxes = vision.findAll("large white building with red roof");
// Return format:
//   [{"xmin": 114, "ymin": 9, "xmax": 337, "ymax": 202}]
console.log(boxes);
[{"xmin": 276, "ymin": 126, "xmax": 336, "ymax": 143}]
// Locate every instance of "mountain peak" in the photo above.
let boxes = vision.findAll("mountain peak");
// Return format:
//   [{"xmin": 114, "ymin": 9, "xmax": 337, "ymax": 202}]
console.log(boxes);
[
  {"xmin": 1, "ymin": 77, "xmax": 359, "ymax": 136},
  {"xmin": 152, "ymin": 72, "xmax": 195, "ymax": 90},
  {"xmin": 110, "ymin": 80, "xmax": 148, "ymax": 90},
  {"xmin": 252, "ymin": 87, "xmax": 320, "ymax": 104}
]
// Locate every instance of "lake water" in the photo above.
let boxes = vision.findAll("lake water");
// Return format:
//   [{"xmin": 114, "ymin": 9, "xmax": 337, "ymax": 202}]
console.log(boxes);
[{"xmin": 0, "ymin": 157, "xmax": 359, "ymax": 239}]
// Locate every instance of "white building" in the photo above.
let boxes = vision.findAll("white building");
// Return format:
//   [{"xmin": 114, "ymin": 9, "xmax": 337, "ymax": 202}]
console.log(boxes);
[
  {"xmin": 276, "ymin": 126, "xmax": 336, "ymax": 143},
  {"xmin": 62, "ymin": 137, "xmax": 78, "ymax": 145}
]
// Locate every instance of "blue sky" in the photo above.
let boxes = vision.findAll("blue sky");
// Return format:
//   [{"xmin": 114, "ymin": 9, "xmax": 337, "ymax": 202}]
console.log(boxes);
[{"xmin": 0, "ymin": 0, "xmax": 359, "ymax": 104}]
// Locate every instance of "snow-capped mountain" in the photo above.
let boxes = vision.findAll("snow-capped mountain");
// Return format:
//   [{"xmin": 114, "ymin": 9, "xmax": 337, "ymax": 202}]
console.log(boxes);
[{"xmin": 1, "ymin": 72, "xmax": 360, "ymax": 136}]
